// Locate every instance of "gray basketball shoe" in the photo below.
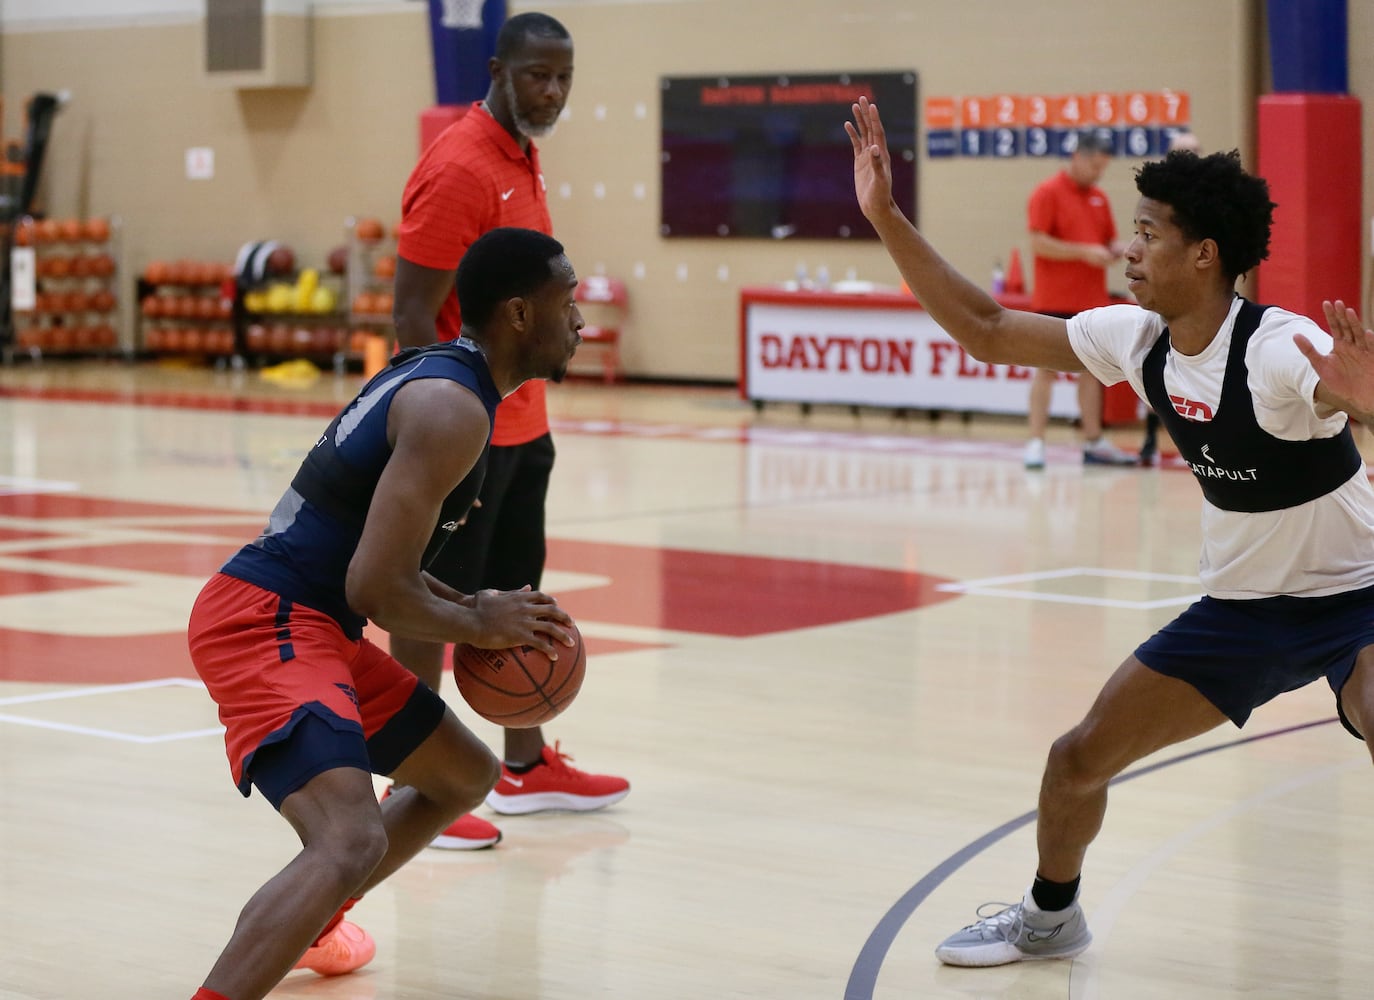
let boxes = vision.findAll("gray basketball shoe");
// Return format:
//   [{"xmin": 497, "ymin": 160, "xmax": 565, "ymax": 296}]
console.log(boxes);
[{"xmin": 935, "ymin": 891, "xmax": 1092, "ymax": 967}]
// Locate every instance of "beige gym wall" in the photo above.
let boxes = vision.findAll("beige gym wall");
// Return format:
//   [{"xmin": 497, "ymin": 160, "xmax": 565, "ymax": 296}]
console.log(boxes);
[{"xmin": 0, "ymin": 1, "xmax": 1278, "ymax": 380}]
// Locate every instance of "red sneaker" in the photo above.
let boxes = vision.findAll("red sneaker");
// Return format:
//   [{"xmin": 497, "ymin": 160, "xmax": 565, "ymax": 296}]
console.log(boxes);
[
  {"xmin": 380, "ymin": 785, "xmax": 502, "ymax": 850},
  {"xmin": 485, "ymin": 742, "xmax": 630, "ymax": 815},
  {"xmin": 293, "ymin": 920, "xmax": 375, "ymax": 976},
  {"xmin": 430, "ymin": 811, "xmax": 503, "ymax": 850}
]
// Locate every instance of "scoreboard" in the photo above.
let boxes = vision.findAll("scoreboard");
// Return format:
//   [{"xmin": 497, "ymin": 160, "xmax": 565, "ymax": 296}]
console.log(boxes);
[{"xmin": 925, "ymin": 90, "xmax": 1192, "ymax": 159}]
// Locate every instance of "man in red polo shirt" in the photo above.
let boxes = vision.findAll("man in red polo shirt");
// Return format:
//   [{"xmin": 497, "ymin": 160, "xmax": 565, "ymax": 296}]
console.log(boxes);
[
  {"xmin": 389, "ymin": 11, "xmax": 629, "ymax": 851},
  {"xmin": 1022, "ymin": 130, "xmax": 1136, "ymax": 468}
]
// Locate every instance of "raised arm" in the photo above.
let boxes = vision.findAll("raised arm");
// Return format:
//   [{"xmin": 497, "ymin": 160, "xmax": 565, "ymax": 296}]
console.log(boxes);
[
  {"xmin": 847, "ymin": 97, "xmax": 1084, "ymax": 373},
  {"xmin": 1302, "ymin": 300, "xmax": 1374, "ymax": 425}
]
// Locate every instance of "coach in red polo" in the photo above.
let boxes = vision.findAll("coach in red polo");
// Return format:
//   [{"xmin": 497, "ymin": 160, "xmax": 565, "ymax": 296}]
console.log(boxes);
[{"xmin": 389, "ymin": 10, "xmax": 630, "ymax": 852}]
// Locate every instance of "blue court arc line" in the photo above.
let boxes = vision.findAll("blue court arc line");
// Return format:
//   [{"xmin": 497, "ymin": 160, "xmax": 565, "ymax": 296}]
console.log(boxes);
[{"xmin": 843, "ymin": 716, "xmax": 1341, "ymax": 999}]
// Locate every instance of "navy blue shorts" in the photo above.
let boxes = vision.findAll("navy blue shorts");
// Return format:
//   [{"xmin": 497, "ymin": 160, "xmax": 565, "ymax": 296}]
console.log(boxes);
[
  {"xmin": 1135, "ymin": 583, "xmax": 1374, "ymax": 738},
  {"xmin": 247, "ymin": 684, "xmax": 447, "ymax": 811}
]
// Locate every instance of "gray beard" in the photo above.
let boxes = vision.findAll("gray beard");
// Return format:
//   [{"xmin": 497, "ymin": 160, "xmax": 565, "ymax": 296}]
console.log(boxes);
[
  {"xmin": 516, "ymin": 113, "xmax": 558, "ymax": 140},
  {"xmin": 502, "ymin": 75, "xmax": 559, "ymax": 140}
]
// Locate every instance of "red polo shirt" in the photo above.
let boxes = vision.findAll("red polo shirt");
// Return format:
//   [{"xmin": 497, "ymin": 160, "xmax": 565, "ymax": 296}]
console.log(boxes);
[
  {"xmin": 1027, "ymin": 170, "xmax": 1117, "ymax": 315},
  {"xmin": 397, "ymin": 102, "xmax": 554, "ymax": 446}
]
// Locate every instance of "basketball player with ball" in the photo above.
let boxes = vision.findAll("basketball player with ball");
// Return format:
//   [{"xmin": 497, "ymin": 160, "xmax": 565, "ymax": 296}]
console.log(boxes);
[
  {"xmin": 185, "ymin": 227, "xmax": 584, "ymax": 1000},
  {"xmin": 849, "ymin": 96, "xmax": 1374, "ymax": 969}
]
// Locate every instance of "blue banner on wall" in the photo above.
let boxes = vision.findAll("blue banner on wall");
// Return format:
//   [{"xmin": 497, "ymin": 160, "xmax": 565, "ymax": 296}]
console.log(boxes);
[{"xmin": 427, "ymin": 0, "xmax": 507, "ymax": 106}]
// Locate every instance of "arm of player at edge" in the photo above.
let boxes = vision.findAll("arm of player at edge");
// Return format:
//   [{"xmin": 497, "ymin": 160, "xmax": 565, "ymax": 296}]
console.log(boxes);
[
  {"xmin": 1299, "ymin": 300, "xmax": 1374, "ymax": 426},
  {"xmin": 846, "ymin": 97, "xmax": 1086, "ymax": 375}
]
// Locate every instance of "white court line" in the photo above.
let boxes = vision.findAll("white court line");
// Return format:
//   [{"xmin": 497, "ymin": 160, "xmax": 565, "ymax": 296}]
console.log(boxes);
[
  {"xmin": 938, "ymin": 586, "xmax": 1201, "ymax": 611},
  {"xmin": 1070, "ymin": 758, "xmax": 1363, "ymax": 1000},
  {"xmin": 0, "ymin": 713, "xmax": 221, "ymax": 743},
  {"xmin": 0, "ymin": 476, "xmax": 79, "ymax": 496},
  {"xmin": 0, "ymin": 677, "xmax": 221, "ymax": 743},
  {"xmin": 0, "ymin": 676, "xmax": 204, "ymax": 707},
  {"xmin": 937, "ymin": 567, "xmax": 1202, "ymax": 590},
  {"xmin": 937, "ymin": 567, "xmax": 1203, "ymax": 611}
]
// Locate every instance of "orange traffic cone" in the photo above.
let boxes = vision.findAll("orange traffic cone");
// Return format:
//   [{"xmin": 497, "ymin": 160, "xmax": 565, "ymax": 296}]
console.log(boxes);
[{"xmin": 1005, "ymin": 247, "xmax": 1025, "ymax": 295}]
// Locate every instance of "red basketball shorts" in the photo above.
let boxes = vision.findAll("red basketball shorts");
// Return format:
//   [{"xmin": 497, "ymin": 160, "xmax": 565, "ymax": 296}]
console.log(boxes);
[{"xmin": 188, "ymin": 573, "xmax": 445, "ymax": 807}]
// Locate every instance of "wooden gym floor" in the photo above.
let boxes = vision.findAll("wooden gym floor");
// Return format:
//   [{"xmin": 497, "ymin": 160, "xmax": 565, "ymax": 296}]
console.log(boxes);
[{"xmin": 1, "ymin": 357, "xmax": 1372, "ymax": 999}]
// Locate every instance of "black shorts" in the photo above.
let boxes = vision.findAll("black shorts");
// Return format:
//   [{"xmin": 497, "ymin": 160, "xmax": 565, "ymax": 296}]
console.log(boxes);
[
  {"xmin": 1135, "ymin": 583, "xmax": 1374, "ymax": 738},
  {"xmin": 425, "ymin": 433, "xmax": 555, "ymax": 593}
]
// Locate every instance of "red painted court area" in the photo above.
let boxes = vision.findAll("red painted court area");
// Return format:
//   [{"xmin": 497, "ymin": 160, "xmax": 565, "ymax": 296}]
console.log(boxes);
[{"xmin": 0, "ymin": 492, "xmax": 958, "ymax": 684}]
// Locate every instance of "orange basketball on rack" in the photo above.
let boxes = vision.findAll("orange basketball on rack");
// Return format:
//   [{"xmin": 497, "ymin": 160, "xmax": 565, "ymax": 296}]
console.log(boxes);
[
  {"xmin": 91, "ymin": 290, "xmax": 116, "ymax": 313},
  {"xmin": 83, "ymin": 217, "xmax": 111, "ymax": 243},
  {"xmin": 34, "ymin": 219, "xmax": 60, "ymax": 243},
  {"xmin": 452, "ymin": 621, "xmax": 586, "ymax": 728},
  {"xmin": 90, "ymin": 253, "xmax": 115, "ymax": 278},
  {"xmin": 354, "ymin": 218, "xmax": 384, "ymax": 243},
  {"xmin": 145, "ymin": 261, "xmax": 170, "ymax": 284},
  {"xmin": 13, "ymin": 219, "xmax": 34, "ymax": 246},
  {"xmin": 372, "ymin": 255, "xmax": 396, "ymax": 280}
]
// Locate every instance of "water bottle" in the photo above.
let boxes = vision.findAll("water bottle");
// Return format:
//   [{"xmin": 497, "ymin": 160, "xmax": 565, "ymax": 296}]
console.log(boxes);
[{"xmin": 991, "ymin": 260, "xmax": 1006, "ymax": 295}]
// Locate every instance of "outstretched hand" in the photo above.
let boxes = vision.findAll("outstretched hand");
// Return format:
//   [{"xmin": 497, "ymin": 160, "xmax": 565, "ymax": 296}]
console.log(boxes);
[
  {"xmin": 1299, "ymin": 300, "xmax": 1374, "ymax": 419},
  {"xmin": 846, "ymin": 97, "xmax": 895, "ymax": 223}
]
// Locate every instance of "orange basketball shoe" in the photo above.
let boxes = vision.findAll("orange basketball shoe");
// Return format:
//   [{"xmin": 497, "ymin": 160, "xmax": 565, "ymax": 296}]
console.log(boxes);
[
  {"xmin": 380, "ymin": 785, "xmax": 502, "ymax": 850},
  {"xmin": 293, "ymin": 920, "xmax": 376, "ymax": 976},
  {"xmin": 485, "ymin": 741, "xmax": 630, "ymax": 815}
]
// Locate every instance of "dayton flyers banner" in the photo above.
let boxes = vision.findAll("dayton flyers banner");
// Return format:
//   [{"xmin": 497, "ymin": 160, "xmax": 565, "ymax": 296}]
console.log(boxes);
[{"xmin": 742, "ymin": 298, "xmax": 1079, "ymax": 415}]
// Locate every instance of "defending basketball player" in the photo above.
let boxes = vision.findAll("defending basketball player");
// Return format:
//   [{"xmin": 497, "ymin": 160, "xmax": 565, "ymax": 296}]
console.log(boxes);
[
  {"xmin": 184, "ymin": 227, "xmax": 582, "ymax": 1000},
  {"xmin": 848, "ymin": 95, "xmax": 1374, "ymax": 968}
]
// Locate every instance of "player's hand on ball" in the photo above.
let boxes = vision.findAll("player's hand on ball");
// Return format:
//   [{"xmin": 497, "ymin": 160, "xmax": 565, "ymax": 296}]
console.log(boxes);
[{"xmin": 468, "ymin": 586, "xmax": 575, "ymax": 657}]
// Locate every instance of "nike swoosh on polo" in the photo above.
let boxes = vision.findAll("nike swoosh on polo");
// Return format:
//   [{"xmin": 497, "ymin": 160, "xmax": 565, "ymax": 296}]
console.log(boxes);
[{"xmin": 501, "ymin": 188, "xmax": 515, "ymax": 201}]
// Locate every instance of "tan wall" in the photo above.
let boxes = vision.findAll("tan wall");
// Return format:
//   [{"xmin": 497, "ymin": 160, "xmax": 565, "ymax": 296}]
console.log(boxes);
[{"xmin": 1, "ymin": 0, "xmax": 1272, "ymax": 379}]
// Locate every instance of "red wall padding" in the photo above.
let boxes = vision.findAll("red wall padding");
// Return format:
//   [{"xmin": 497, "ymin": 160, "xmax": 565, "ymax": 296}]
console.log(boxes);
[{"xmin": 1256, "ymin": 94, "xmax": 1362, "ymax": 324}]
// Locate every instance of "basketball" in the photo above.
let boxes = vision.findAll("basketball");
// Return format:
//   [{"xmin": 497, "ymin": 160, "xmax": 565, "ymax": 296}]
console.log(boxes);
[
  {"xmin": 326, "ymin": 244, "xmax": 349, "ymax": 275},
  {"xmin": 452, "ymin": 621, "xmax": 585, "ymax": 728}
]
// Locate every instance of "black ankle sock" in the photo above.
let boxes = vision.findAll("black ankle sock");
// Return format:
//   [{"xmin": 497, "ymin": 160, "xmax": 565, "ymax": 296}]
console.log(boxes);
[
  {"xmin": 1031, "ymin": 873, "xmax": 1080, "ymax": 912},
  {"xmin": 505, "ymin": 760, "xmax": 539, "ymax": 775}
]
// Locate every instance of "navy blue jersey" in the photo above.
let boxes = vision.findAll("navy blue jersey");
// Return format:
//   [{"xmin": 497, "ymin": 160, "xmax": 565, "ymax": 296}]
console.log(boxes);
[{"xmin": 221, "ymin": 339, "xmax": 502, "ymax": 638}]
